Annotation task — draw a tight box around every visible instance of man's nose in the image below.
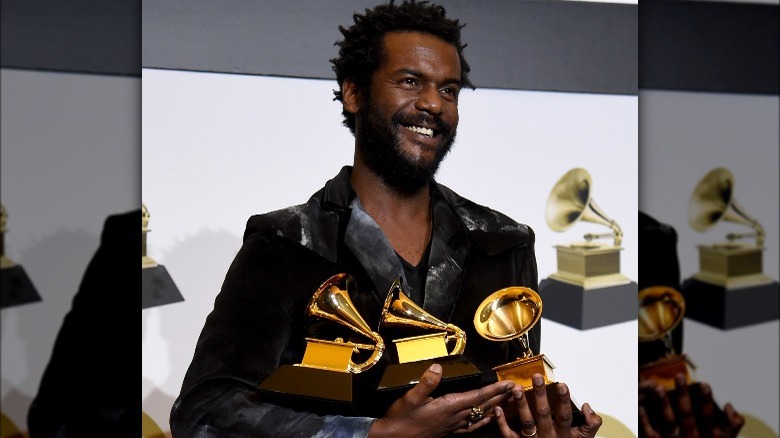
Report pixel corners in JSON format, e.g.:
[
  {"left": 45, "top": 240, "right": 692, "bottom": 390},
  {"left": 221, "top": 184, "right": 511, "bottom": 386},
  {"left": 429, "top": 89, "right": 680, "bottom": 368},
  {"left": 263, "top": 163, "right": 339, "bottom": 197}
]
[{"left": 415, "top": 85, "right": 444, "bottom": 115}]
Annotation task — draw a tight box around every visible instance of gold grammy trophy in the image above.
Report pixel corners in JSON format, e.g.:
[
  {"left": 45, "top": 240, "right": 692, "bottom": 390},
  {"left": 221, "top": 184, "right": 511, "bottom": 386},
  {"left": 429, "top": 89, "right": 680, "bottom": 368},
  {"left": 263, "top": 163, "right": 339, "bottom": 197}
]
[
  {"left": 638, "top": 286, "right": 695, "bottom": 390},
  {"left": 259, "top": 273, "right": 385, "bottom": 415},
  {"left": 682, "top": 168, "right": 778, "bottom": 329},
  {"left": 1, "top": 204, "right": 42, "bottom": 308},
  {"left": 538, "top": 168, "right": 637, "bottom": 329},
  {"left": 688, "top": 168, "right": 772, "bottom": 288},
  {"left": 374, "top": 278, "right": 480, "bottom": 409},
  {"left": 546, "top": 168, "right": 630, "bottom": 289},
  {"left": 141, "top": 203, "right": 183, "bottom": 309},
  {"left": 474, "top": 287, "right": 584, "bottom": 426},
  {"left": 638, "top": 286, "right": 733, "bottom": 427}
]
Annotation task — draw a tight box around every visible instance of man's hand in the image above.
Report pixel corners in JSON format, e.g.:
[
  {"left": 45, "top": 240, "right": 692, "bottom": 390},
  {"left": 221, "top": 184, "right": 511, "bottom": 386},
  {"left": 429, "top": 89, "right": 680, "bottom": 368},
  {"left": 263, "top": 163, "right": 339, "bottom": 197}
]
[
  {"left": 368, "top": 363, "right": 516, "bottom": 438},
  {"left": 638, "top": 375, "right": 744, "bottom": 438},
  {"left": 494, "top": 373, "right": 602, "bottom": 438}
]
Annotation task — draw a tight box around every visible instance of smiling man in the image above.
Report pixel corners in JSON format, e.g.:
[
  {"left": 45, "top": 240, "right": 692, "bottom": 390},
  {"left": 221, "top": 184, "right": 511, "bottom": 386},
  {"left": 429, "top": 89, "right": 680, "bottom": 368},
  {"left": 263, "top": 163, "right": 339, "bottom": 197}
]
[{"left": 171, "top": 2, "right": 601, "bottom": 437}]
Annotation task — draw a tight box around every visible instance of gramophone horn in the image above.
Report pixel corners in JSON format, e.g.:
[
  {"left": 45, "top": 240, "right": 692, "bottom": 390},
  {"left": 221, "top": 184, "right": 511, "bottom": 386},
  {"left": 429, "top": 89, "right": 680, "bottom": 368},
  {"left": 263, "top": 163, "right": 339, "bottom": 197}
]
[
  {"left": 307, "top": 273, "right": 385, "bottom": 373},
  {"left": 638, "top": 286, "right": 685, "bottom": 343},
  {"left": 546, "top": 168, "right": 623, "bottom": 246},
  {"left": 474, "top": 287, "right": 542, "bottom": 343},
  {"left": 380, "top": 279, "right": 466, "bottom": 355},
  {"left": 688, "top": 167, "right": 764, "bottom": 246}
]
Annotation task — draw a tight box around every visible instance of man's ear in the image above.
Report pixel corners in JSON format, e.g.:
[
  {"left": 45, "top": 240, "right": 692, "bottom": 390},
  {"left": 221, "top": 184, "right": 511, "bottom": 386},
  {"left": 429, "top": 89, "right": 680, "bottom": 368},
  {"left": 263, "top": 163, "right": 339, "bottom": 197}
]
[{"left": 342, "top": 80, "right": 361, "bottom": 114}]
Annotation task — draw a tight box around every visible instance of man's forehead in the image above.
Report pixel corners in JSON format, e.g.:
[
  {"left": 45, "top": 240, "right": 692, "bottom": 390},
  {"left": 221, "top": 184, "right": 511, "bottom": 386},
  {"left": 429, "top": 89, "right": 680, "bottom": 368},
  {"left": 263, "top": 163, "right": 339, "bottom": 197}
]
[{"left": 379, "top": 31, "right": 461, "bottom": 76}]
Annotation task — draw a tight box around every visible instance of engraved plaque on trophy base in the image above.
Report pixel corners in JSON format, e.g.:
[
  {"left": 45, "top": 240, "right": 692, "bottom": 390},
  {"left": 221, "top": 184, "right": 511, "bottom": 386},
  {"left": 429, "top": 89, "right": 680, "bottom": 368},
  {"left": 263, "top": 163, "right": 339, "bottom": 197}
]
[
  {"left": 494, "top": 355, "right": 552, "bottom": 390},
  {"left": 538, "top": 278, "right": 637, "bottom": 330},
  {"left": 694, "top": 245, "right": 773, "bottom": 289},
  {"left": 372, "top": 356, "right": 481, "bottom": 416},
  {"left": 142, "top": 265, "right": 184, "bottom": 309},
  {"left": 639, "top": 354, "right": 692, "bottom": 391},
  {"left": 492, "top": 354, "right": 585, "bottom": 427},
  {"left": 551, "top": 245, "right": 631, "bottom": 290},
  {"left": 1, "top": 265, "right": 42, "bottom": 308},
  {"left": 681, "top": 278, "right": 779, "bottom": 329}
]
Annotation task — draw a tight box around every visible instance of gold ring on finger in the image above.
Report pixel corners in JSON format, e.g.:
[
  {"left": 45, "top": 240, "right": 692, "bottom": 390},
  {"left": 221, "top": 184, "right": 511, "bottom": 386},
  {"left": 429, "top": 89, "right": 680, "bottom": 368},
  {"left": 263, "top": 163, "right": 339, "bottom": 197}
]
[
  {"left": 468, "top": 406, "right": 484, "bottom": 422},
  {"left": 521, "top": 426, "right": 537, "bottom": 437}
]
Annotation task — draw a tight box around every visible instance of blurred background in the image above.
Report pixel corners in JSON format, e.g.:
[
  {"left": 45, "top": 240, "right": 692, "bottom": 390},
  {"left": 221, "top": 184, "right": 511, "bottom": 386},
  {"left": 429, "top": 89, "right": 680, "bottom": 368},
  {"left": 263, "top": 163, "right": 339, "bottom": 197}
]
[
  {"left": 1, "top": 0, "right": 140, "bottom": 436},
  {"left": 639, "top": 0, "right": 778, "bottom": 435}
]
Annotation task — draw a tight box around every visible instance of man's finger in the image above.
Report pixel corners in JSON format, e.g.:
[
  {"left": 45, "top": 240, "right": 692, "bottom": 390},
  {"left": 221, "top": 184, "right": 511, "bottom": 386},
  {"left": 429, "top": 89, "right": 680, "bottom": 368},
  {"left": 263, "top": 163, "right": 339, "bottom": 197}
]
[
  {"left": 531, "top": 373, "right": 554, "bottom": 436},
  {"left": 494, "top": 406, "right": 519, "bottom": 438},
  {"left": 697, "top": 382, "right": 716, "bottom": 432},
  {"left": 639, "top": 406, "right": 660, "bottom": 438},
  {"left": 512, "top": 386, "right": 537, "bottom": 438},
  {"left": 723, "top": 403, "right": 745, "bottom": 435},
  {"left": 674, "top": 374, "right": 698, "bottom": 437},
  {"left": 575, "top": 402, "right": 602, "bottom": 438},
  {"left": 403, "top": 363, "right": 442, "bottom": 406},
  {"left": 554, "top": 383, "right": 573, "bottom": 436}
]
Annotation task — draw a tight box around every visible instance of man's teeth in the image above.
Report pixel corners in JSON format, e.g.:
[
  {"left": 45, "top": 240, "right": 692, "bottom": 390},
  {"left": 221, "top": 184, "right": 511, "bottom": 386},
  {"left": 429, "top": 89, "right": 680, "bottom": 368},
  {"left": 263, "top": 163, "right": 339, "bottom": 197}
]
[{"left": 405, "top": 125, "right": 434, "bottom": 137}]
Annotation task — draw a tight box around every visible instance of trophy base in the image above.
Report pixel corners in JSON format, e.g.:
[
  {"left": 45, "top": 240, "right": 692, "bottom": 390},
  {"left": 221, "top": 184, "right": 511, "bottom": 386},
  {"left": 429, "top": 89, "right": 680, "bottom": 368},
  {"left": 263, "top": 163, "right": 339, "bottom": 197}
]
[
  {"left": 639, "top": 354, "right": 693, "bottom": 391},
  {"left": 1, "top": 265, "right": 42, "bottom": 309},
  {"left": 258, "top": 365, "right": 370, "bottom": 416},
  {"left": 681, "top": 278, "right": 779, "bottom": 329},
  {"left": 494, "top": 355, "right": 554, "bottom": 390},
  {"left": 493, "top": 355, "right": 584, "bottom": 427},
  {"left": 142, "top": 264, "right": 184, "bottom": 309},
  {"left": 552, "top": 245, "right": 631, "bottom": 289},
  {"left": 538, "top": 278, "right": 637, "bottom": 329},
  {"left": 372, "top": 356, "right": 482, "bottom": 416},
  {"left": 695, "top": 245, "right": 771, "bottom": 288}
]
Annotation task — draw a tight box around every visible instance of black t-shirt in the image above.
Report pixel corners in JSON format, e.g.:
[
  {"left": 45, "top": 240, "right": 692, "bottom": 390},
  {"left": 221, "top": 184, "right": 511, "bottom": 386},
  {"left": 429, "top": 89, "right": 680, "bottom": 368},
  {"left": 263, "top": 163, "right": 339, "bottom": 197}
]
[{"left": 396, "top": 240, "right": 432, "bottom": 305}]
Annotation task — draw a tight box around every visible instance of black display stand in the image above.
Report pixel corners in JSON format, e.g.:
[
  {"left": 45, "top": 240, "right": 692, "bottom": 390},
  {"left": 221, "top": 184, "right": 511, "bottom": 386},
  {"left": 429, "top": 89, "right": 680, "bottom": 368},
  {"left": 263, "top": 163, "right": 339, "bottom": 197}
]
[
  {"left": 681, "top": 278, "right": 779, "bottom": 329},
  {"left": 538, "top": 278, "right": 637, "bottom": 330},
  {"left": 372, "top": 356, "right": 481, "bottom": 416},
  {"left": 142, "top": 265, "right": 184, "bottom": 309},
  {"left": 259, "top": 365, "right": 378, "bottom": 416},
  {"left": 1, "top": 265, "right": 42, "bottom": 308}
]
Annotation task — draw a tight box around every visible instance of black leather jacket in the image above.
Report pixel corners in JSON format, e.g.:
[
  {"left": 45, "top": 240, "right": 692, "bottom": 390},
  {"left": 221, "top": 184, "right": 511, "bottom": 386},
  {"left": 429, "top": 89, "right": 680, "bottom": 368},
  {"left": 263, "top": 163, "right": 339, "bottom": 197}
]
[{"left": 171, "top": 167, "right": 540, "bottom": 437}]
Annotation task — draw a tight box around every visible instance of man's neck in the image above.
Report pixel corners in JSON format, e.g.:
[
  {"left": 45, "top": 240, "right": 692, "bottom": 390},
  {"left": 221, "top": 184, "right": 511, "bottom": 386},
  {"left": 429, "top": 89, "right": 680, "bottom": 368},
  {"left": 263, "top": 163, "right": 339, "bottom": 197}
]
[{"left": 351, "top": 161, "right": 432, "bottom": 267}]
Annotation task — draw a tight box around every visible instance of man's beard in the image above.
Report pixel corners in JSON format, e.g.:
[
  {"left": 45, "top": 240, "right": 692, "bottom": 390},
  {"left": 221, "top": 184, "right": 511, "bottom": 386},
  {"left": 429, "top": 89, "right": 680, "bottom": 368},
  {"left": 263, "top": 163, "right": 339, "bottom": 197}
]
[{"left": 357, "top": 103, "right": 457, "bottom": 196}]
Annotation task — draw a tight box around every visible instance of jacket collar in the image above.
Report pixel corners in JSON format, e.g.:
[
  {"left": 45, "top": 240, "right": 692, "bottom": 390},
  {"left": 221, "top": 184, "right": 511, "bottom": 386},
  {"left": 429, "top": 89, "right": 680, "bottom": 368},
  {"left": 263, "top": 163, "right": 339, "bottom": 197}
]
[{"left": 311, "top": 166, "right": 530, "bottom": 321}]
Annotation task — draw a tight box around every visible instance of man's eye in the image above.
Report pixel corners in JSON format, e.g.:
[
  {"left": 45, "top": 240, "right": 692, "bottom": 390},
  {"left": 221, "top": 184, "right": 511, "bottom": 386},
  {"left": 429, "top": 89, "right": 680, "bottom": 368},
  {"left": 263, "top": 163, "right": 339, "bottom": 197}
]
[
  {"left": 400, "top": 78, "right": 419, "bottom": 86},
  {"left": 441, "top": 87, "right": 459, "bottom": 99}
]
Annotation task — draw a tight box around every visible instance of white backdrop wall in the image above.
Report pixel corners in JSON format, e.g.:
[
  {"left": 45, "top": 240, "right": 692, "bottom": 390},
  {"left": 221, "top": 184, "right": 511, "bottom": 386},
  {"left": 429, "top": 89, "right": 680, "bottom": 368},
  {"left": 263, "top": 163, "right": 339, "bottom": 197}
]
[
  {"left": 639, "top": 90, "right": 779, "bottom": 434},
  {"left": 0, "top": 69, "right": 140, "bottom": 432},
  {"left": 142, "top": 68, "right": 638, "bottom": 435}
]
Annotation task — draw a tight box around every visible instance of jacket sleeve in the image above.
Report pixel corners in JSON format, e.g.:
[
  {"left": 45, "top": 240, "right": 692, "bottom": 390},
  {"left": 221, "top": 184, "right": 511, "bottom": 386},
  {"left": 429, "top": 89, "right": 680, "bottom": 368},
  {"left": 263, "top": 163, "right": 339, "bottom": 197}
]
[
  {"left": 171, "top": 380, "right": 374, "bottom": 437},
  {"left": 169, "top": 232, "right": 375, "bottom": 437}
]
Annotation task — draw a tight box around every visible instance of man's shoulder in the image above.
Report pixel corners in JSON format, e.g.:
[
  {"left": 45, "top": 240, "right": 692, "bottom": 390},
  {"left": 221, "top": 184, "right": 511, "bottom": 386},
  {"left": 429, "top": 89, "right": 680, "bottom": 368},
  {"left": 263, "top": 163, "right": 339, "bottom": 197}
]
[
  {"left": 242, "top": 193, "right": 341, "bottom": 262},
  {"left": 436, "top": 183, "right": 534, "bottom": 254},
  {"left": 244, "top": 203, "right": 310, "bottom": 242}
]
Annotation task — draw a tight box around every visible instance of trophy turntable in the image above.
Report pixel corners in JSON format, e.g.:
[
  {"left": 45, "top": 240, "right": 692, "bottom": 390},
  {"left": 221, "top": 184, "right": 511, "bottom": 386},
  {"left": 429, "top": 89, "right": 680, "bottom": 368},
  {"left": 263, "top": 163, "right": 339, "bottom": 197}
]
[
  {"left": 474, "top": 286, "right": 584, "bottom": 426},
  {"left": 638, "top": 286, "right": 695, "bottom": 389},
  {"left": 141, "top": 203, "right": 183, "bottom": 309},
  {"left": 259, "top": 273, "right": 385, "bottom": 415},
  {"left": 373, "top": 279, "right": 481, "bottom": 412},
  {"left": 538, "top": 168, "right": 637, "bottom": 329},
  {"left": 682, "top": 168, "right": 778, "bottom": 328},
  {"left": 1, "top": 204, "right": 41, "bottom": 308}
]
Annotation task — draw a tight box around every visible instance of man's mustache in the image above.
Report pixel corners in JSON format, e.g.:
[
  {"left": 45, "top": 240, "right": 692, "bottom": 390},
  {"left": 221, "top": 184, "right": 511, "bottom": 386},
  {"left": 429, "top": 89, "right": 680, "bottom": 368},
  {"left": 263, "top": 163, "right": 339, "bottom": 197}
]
[{"left": 394, "top": 112, "right": 453, "bottom": 136}]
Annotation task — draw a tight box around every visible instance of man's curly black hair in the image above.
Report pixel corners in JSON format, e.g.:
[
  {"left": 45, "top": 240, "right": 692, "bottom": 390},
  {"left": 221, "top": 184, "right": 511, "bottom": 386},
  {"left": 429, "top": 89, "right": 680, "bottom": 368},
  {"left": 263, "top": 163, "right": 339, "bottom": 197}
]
[{"left": 331, "top": 0, "right": 474, "bottom": 134}]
